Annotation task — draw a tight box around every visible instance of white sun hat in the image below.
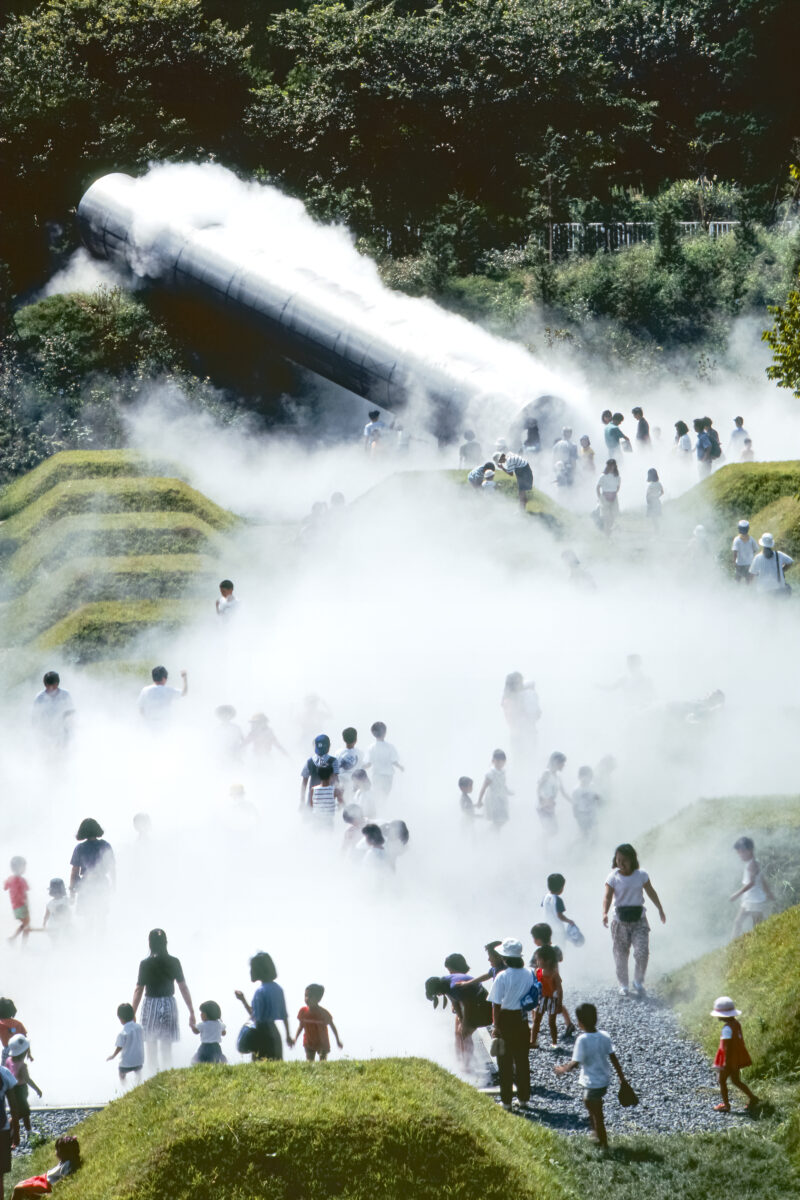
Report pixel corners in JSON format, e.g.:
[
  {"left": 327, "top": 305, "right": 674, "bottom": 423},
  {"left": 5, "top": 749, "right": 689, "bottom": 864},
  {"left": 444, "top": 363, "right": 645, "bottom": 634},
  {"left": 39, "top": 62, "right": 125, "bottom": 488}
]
[{"left": 710, "top": 996, "right": 741, "bottom": 1018}]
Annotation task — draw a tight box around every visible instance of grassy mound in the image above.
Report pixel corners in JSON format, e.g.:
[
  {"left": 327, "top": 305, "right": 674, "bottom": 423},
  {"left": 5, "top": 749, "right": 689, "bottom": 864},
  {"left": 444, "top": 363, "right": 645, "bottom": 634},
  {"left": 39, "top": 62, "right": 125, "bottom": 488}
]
[
  {"left": 694, "top": 462, "right": 800, "bottom": 522},
  {"left": 1, "top": 555, "right": 216, "bottom": 641},
  {"left": 0, "top": 450, "right": 173, "bottom": 519},
  {"left": 10, "top": 1060, "right": 571, "bottom": 1200},
  {"left": 34, "top": 599, "right": 196, "bottom": 661},
  {"left": 0, "top": 476, "right": 234, "bottom": 555}
]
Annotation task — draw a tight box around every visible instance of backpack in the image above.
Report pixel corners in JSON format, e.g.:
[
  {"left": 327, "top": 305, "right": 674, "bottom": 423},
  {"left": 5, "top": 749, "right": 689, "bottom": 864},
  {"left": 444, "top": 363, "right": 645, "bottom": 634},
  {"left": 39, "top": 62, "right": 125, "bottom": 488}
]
[
  {"left": 707, "top": 428, "right": 722, "bottom": 459},
  {"left": 519, "top": 969, "right": 541, "bottom": 1013}
]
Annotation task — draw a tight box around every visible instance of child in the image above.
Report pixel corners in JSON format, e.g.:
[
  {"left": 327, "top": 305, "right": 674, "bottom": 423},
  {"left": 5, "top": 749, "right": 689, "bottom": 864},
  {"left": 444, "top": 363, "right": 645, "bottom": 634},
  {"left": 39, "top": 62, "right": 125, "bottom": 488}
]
[
  {"left": 477, "top": 750, "right": 512, "bottom": 829},
  {"left": 336, "top": 728, "right": 364, "bottom": 795},
  {"left": 537, "top": 753, "right": 568, "bottom": 837},
  {"left": 458, "top": 776, "right": 477, "bottom": 820},
  {"left": 11, "top": 1135, "right": 81, "bottom": 1197},
  {"left": 530, "top": 945, "right": 564, "bottom": 1050},
  {"left": 7, "top": 1035, "right": 41, "bottom": 1141},
  {"left": 361, "top": 824, "right": 391, "bottom": 871},
  {"left": 5, "top": 857, "right": 30, "bottom": 943},
  {"left": 364, "top": 409, "right": 386, "bottom": 452},
  {"left": 578, "top": 435, "right": 595, "bottom": 474},
  {"left": 645, "top": 468, "right": 663, "bottom": 525},
  {"left": 730, "top": 837, "right": 774, "bottom": 936},
  {"left": 107, "top": 1003, "right": 144, "bottom": 1087},
  {"left": 351, "top": 768, "right": 374, "bottom": 819},
  {"left": 245, "top": 714, "right": 289, "bottom": 758},
  {"left": 741, "top": 438, "right": 755, "bottom": 462},
  {"left": 541, "top": 873, "right": 577, "bottom": 947},
  {"left": 309, "top": 763, "right": 340, "bottom": 824},
  {"left": 192, "top": 1001, "right": 227, "bottom": 1064},
  {"left": 295, "top": 984, "right": 343, "bottom": 1062},
  {"left": 215, "top": 705, "right": 243, "bottom": 759},
  {"left": 554, "top": 1001, "right": 631, "bottom": 1149},
  {"left": 364, "top": 722, "right": 403, "bottom": 804},
  {"left": 216, "top": 579, "right": 239, "bottom": 618},
  {"left": 468, "top": 461, "right": 495, "bottom": 489},
  {"left": 0, "top": 999, "right": 28, "bottom": 1064},
  {"left": 710, "top": 996, "right": 758, "bottom": 1112},
  {"left": 530, "top": 924, "right": 575, "bottom": 1036},
  {"left": 341, "top": 803, "right": 365, "bottom": 852},
  {"left": 459, "top": 430, "right": 483, "bottom": 468},
  {"left": 481, "top": 470, "right": 497, "bottom": 492},
  {"left": 569, "top": 767, "right": 602, "bottom": 839},
  {"left": 43, "top": 878, "right": 71, "bottom": 937}
]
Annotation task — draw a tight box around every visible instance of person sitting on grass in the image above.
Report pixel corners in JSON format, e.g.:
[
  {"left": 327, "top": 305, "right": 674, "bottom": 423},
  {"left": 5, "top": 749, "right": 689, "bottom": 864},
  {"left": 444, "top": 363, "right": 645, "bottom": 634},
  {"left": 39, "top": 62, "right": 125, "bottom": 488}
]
[
  {"left": 554, "top": 1001, "right": 631, "bottom": 1150},
  {"left": 11, "top": 1136, "right": 81, "bottom": 1197},
  {"left": 710, "top": 996, "right": 759, "bottom": 1113}
]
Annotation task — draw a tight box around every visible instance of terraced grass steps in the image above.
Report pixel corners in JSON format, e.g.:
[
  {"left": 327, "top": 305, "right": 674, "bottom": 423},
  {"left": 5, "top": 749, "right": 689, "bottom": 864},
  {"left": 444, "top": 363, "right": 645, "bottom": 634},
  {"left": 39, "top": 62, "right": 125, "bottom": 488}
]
[{"left": 0, "top": 450, "right": 239, "bottom": 660}]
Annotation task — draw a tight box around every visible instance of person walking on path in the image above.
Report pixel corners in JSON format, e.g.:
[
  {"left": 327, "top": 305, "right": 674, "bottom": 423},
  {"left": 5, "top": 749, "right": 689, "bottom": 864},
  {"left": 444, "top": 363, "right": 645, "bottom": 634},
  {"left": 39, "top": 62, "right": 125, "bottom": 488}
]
[
  {"left": 132, "top": 929, "right": 196, "bottom": 1073},
  {"left": 731, "top": 520, "right": 758, "bottom": 584},
  {"left": 69, "top": 819, "right": 115, "bottom": 921},
  {"left": 748, "top": 533, "right": 793, "bottom": 594},
  {"left": 235, "top": 951, "right": 293, "bottom": 1061},
  {"left": 488, "top": 938, "right": 537, "bottom": 1111},
  {"left": 555, "top": 1001, "right": 632, "bottom": 1150},
  {"left": 602, "top": 843, "right": 665, "bottom": 997},
  {"left": 596, "top": 460, "right": 621, "bottom": 534},
  {"left": 710, "top": 996, "right": 759, "bottom": 1113}
]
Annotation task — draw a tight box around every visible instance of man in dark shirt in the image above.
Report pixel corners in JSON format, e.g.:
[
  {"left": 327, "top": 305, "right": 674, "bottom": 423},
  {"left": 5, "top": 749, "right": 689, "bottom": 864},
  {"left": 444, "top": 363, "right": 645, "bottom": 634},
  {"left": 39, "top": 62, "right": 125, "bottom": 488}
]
[{"left": 632, "top": 407, "right": 650, "bottom": 447}]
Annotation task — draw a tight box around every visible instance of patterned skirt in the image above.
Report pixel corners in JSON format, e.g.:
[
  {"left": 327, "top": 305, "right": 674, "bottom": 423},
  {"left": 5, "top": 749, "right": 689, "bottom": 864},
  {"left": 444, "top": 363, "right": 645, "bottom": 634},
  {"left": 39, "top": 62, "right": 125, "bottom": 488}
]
[{"left": 141, "top": 995, "right": 180, "bottom": 1042}]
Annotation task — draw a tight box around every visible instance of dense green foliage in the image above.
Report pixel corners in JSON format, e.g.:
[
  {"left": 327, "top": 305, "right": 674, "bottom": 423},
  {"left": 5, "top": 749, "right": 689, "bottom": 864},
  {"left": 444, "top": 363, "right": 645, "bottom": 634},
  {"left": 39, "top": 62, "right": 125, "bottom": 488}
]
[
  {"left": 7, "top": 1059, "right": 571, "bottom": 1199},
  {"left": 763, "top": 273, "right": 800, "bottom": 397}
]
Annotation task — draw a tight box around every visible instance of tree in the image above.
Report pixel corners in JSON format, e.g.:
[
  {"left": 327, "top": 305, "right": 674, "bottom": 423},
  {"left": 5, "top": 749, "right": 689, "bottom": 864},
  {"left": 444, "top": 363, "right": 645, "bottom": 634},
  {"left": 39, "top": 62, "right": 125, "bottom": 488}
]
[{"left": 763, "top": 276, "right": 800, "bottom": 397}]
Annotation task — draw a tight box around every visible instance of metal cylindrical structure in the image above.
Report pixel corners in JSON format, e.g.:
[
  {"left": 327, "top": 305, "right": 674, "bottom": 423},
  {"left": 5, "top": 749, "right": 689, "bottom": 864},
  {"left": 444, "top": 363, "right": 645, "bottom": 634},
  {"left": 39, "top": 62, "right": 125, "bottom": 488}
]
[{"left": 77, "top": 173, "right": 464, "bottom": 413}]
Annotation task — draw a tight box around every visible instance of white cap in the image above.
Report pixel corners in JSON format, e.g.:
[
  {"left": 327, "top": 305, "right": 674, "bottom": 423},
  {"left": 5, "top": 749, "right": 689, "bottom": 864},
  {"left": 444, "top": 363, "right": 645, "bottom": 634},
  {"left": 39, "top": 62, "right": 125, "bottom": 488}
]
[
  {"left": 710, "top": 996, "right": 741, "bottom": 1018},
  {"left": 759, "top": 532, "right": 774, "bottom": 548},
  {"left": 498, "top": 938, "right": 523, "bottom": 958},
  {"left": 738, "top": 519, "right": 749, "bottom": 530},
  {"left": 7, "top": 1034, "right": 29, "bottom": 1056}
]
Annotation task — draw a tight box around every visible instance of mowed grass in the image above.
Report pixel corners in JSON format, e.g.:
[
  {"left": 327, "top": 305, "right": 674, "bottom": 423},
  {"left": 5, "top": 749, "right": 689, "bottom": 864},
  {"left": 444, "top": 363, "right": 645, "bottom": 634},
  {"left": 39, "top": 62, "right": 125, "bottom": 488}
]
[
  {"left": 34, "top": 599, "right": 196, "bottom": 660},
  {"left": 8, "top": 1059, "right": 573, "bottom": 1200},
  {"left": 0, "top": 449, "right": 173, "bottom": 519},
  {"left": 671, "top": 461, "right": 800, "bottom": 558}
]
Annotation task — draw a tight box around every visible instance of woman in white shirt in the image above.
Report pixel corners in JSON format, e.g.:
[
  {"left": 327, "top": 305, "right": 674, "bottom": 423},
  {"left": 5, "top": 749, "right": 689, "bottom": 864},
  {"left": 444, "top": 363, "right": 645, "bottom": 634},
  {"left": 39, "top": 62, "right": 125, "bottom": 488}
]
[
  {"left": 674, "top": 420, "right": 692, "bottom": 455},
  {"left": 601, "top": 843, "right": 666, "bottom": 997},
  {"left": 488, "top": 938, "right": 536, "bottom": 1110},
  {"left": 595, "top": 459, "right": 621, "bottom": 534}
]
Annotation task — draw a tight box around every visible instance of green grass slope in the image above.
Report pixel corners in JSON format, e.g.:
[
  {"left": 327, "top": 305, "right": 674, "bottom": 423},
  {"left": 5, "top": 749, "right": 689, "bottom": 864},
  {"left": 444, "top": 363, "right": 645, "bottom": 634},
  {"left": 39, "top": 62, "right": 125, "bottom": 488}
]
[
  {"left": 10, "top": 1060, "right": 571, "bottom": 1200},
  {"left": 0, "top": 449, "right": 173, "bottom": 519},
  {"left": 34, "top": 599, "right": 196, "bottom": 661},
  {"left": 673, "top": 461, "right": 800, "bottom": 558}
]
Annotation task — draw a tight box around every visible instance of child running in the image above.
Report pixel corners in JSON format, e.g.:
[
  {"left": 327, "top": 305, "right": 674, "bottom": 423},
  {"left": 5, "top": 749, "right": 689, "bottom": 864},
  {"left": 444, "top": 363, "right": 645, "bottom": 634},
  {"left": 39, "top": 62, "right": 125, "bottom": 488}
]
[
  {"left": 296, "top": 984, "right": 342, "bottom": 1061},
  {"left": 107, "top": 1003, "right": 144, "bottom": 1087},
  {"left": 555, "top": 1002, "right": 631, "bottom": 1150},
  {"left": 4, "top": 858, "right": 30, "bottom": 943},
  {"left": 364, "top": 722, "right": 403, "bottom": 804},
  {"left": 6, "top": 1035, "right": 41, "bottom": 1142},
  {"left": 711, "top": 996, "right": 759, "bottom": 1112},
  {"left": 478, "top": 750, "right": 512, "bottom": 829},
  {"left": 192, "top": 1001, "right": 227, "bottom": 1064},
  {"left": 537, "top": 753, "right": 568, "bottom": 838},
  {"left": 540, "top": 874, "right": 577, "bottom": 949}
]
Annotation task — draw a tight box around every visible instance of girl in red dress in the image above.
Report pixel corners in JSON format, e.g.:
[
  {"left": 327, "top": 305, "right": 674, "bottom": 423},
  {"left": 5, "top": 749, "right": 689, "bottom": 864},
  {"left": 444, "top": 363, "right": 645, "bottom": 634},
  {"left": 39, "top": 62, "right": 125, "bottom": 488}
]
[{"left": 711, "top": 996, "right": 759, "bottom": 1112}]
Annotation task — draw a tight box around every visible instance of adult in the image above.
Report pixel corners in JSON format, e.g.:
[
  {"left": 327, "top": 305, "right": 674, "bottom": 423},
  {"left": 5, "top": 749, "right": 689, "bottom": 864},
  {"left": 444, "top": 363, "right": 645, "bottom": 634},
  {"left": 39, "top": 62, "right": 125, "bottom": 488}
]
[
  {"left": 552, "top": 428, "right": 577, "bottom": 484},
  {"left": 674, "top": 420, "right": 692, "bottom": 455},
  {"left": 596, "top": 459, "right": 621, "bottom": 534},
  {"left": 0, "top": 1057, "right": 18, "bottom": 1200},
  {"left": 299, "top": 734, "right": 339, "bottom": 807},
  {"left": 602, "top": 843, "right": 666, "bottom": 997},
  {"left": 731, "top": 520, "right": 758, "bottom": 584},
  {"left": 631, "top": 407, "right": 650, "bottom": 446},
  {"left": 693, "top": 417, "right": 713, "bottom": 477},
  {"left": 425, "top": 954, "right": 491, "bottom": 1069},
  {"left": 748, "top": 533, "right": 793, "bottom": 594},
  {"left": 132, "top": 928, "right": 196, "bottom": 1071},
  {"left": 729, "top": 415, "right": 749, "bottom": 451},
  {"left": 604, "top": 413, "right": 630, "bottom": 456},
  {"left": 501, "top": 672, "right": 541, "bottom": 763},
  {"left": 494, "top": 452, "right": 533, "bottom": 509},
  {"left": 488, "top": 938, "right": 535, "bottom": 1111},
  {"left": 32, "top": 672, "right": 74, "bottom": 750},
  {"left": 69, "top": 819, "right": 115, "bottom": 913},
  {"left": 234, "top": 952, "right": 292, "bottom": 1060},
  {"left": 137, "top": 666, "right": 187, "bottom": 724},
  {"left": 521, "top": 420, "right": 540, "bottom": 455}
]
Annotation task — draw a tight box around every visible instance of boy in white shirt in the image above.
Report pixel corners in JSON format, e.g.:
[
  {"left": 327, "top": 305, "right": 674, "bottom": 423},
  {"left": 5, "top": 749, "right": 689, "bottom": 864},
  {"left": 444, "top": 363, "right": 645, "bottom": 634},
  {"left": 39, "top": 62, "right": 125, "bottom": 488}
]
[
  {"left": 731, "top": 520, "right": 757, "bottom": 584},
  {"left": 108, "top": 1003, "right": 144, "bottom": 1088},
  {"left": 364, "top": 722, "right": 403, "bottom": 804},
  {"left": 555, "top": 1001, "right": 631, "bottom": 1149},
  {"left": 336, "top": 728, "right": 364, "bottom": 797},
  {"left": 570, "top": 766, "right": 602, "bottom": 838},
  {"left": 730, "top": 836, "right": 774, "bottom": 936}
]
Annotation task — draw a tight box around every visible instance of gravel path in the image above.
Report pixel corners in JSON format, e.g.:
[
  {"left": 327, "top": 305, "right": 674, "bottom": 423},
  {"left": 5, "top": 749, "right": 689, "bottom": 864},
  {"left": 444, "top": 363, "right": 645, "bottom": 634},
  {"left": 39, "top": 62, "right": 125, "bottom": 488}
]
[
  {"left": 484, "top": 988, "right": 757, "bottom": 1135},
  {"left": 13, "top": 1108, "right": 101, "bottom": 1159}
]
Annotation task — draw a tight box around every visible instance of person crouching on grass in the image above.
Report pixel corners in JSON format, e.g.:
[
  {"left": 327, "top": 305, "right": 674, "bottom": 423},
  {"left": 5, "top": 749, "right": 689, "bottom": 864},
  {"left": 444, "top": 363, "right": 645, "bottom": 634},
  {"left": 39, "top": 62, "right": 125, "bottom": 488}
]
[{"left": 554, "top": 1002, "right": 631, "bottom": 1150}]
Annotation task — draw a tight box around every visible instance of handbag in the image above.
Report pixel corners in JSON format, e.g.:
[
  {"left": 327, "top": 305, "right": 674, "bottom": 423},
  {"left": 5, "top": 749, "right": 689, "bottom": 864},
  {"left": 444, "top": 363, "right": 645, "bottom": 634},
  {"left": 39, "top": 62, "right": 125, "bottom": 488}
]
[
  {"left": 489, "top": 1037, "right": 505, "bottom": 1057},
  {"left": 618, "top": 1080, "right": 639, "bottom": 1107},
  {"left": 565, "top": 922, "right": 585, "bottom": 947},
  {"left": 236, "top": 1023, "right": 258, "bottom": 1054},
  {"left": 774, "top": 549, "right": 792, "bottom": 597}
]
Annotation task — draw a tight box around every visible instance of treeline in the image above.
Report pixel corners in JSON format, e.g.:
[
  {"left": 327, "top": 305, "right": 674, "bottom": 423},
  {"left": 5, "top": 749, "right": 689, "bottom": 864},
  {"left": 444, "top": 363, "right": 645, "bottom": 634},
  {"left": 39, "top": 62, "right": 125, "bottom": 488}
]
[{"left": 1, "top": 0, "right": 799, "bottom": 295}]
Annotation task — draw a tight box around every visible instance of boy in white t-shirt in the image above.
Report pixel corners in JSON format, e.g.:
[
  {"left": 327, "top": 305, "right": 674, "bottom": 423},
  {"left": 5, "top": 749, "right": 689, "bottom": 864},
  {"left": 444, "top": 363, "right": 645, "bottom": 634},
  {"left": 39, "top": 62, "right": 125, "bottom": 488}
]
[
  {"left": 335, "top": 728, "right": 364, "bottom": 797},
  {"left": 108, "top": 1003, "right": 144, "bottom": 1088},
  {"left": 731, "top": 520, "right": 757, "bottom": 583},
  {"left": 364, "top": 722, "right": 403, "bottom": 804},
  {"left": 730, "top": 836, "right": 774, "bottom": 936},
  {"left": 570, "top": 766, "right": 602, "bottom": 838},
  {"left": 555, "top": 1001, "right": 631, "bottom": 1150}
]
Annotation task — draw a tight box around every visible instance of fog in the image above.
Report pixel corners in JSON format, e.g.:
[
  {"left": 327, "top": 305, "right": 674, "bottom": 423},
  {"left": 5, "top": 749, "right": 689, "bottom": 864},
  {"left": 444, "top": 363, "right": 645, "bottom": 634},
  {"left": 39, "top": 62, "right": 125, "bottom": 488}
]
[{"left": 3, "top": 166, "right": 799, "bottom": 1105}]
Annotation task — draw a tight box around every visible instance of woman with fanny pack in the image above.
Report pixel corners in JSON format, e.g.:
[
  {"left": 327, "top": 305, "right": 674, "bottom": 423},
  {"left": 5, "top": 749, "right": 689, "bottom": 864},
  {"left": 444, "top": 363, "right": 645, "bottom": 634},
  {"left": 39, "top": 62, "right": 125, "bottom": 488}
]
[{"left": 602, "top": 844, "right": 666, "bottom": 998}]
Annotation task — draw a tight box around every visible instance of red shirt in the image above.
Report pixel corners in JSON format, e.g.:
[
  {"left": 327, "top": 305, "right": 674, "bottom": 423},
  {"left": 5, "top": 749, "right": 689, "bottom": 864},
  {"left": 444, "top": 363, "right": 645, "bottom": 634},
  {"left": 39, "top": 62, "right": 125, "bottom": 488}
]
[
  {"left": 0, "top": 1018, "right": 27, "bottom": 1047},
  {"left": 296, "top": 1005, "right": 332, "bottom": 1052},
  {"left": 537, "top": 968, "right": 561, "bottom": 999},
  {"left": 713, "top": 1017, "right": 752, "bottom": 1071},
  {"left": 4, "top": 876, "right": 28, "bottom": 910}
]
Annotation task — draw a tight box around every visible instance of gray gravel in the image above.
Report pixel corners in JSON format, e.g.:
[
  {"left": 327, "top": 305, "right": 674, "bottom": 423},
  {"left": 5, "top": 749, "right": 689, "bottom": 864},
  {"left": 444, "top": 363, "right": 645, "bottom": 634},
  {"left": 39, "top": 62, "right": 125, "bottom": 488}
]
[
  {"left": 13, "top": 1108, "right": 101, "bottom": 1159},
  {"left": 485, "top": 988, "right": 757, "bottom": 1135}
]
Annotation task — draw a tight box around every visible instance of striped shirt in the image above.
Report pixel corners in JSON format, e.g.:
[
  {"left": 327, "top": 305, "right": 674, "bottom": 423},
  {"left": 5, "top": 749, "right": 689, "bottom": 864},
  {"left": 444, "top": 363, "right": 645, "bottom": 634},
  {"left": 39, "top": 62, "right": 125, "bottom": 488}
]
[
  {"left": 310, "top": 784, "right": 337, "bottom": 818},
  {"left": 503, "top": 454, "right": 529, "bottom": 472}
]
